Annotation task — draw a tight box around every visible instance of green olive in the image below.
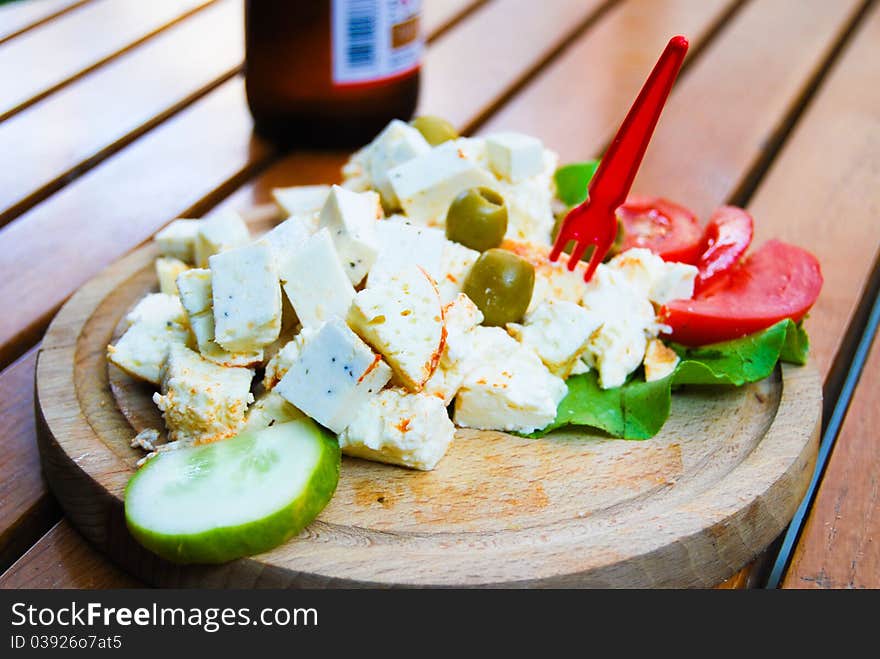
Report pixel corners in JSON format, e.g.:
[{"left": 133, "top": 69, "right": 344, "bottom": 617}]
[
  {"left": 410, "top": 115, "right": 459, "bottom": 146},
  {"left": 463, "top": 249, "right": 535, "bottom": 327},
  {"left": 446, "top": 187, "right": 508, "bottom": 252},
  {"left": 550, "top": 213, "right": 625, "bottom": 262}
]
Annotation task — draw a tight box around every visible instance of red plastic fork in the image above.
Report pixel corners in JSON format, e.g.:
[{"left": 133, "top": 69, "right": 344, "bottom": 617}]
[{"left": 550, "top": 35, "right": 689, "bottom": 281}]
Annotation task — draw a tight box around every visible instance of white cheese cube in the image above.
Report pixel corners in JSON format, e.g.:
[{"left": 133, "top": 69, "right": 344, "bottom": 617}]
[
  {"left": 644, "top": 338, "right": 680, "bottom": 382},
  {"left": 581, "top": 265, "right": 659, "bottom": 389},
  {"left": 257, "top": 215, "right": 315, "bottom": 268},
  {"left": 607, "top": 248, "right": 697, "bottom": 304},
  {"left": 123, "top": 293, "right": 186, "bottom": 329},
  {"left": 176, "top": 268, "right": 213, "bottom": 316},
  {"left": 318, "top": 185, "right": 381, "bottom": 285},
  {"left": 243, "top": 390, "right": 305, "bottom": 432},
  {"left": 507, "top": 300, "right": 600, "bottom": 378},
  {"left": 277, "top": 228, "right": 356, "bottom": 328},
  {"left": 194, "top": 210, "right": 250, "bottom": 267},
  {"left": 262, "top": 325, "right": 317, "bottom": 390},
  {"left": 387, "top": 141, "right": 498, "bottom": 228},
  {"left": 210, "top": 244, "right": 282, "bottom": 352},
  {"left": 107, "top": 318, "right": 192, "bottom": 386},
  {"left": 486, "top": 132, "right": 545, "bottom": 182},
  {"left": 339, "top": 389, "right": 455, "bottom": 471},
  {"left": 368, "top": 220, "right": 446, "bottom": 286},
  {"left": 275, "top": 319, "right": 392, "bottom": 434},
  {"left": 437, "top": 240, "right": 479, "bottom": 304},
  {"left": 176, "top": 269, "right": 263, "bottom": 366},
  {"left": 499, "top": 176, "right": 556, "bottom": 244},
  {"left": 153, "top": 344, "right": 254, "bottom": 445},
  {"left": 454, "top": 327, "right": 567, "bottom": 434},
  {"left": 348, "top": 265, "right": 444, "bottom": 391},
  {"left": 272, "top": 185, "right": 331, "bottom": 218},
  {"left": 155, "top": 219, "right": 200, "bottom": 263},
  {"left": 423, "top": 294, "right": 483, "bottom": 404},
  {"left": 362, "top": 119, "right": 432, "bottom": 210},
  {"left": 108, "top": 294, "right": 192, "bottom": 385},
  {"left": 155, "top": 257, "right": 189, "bottom": 296}
]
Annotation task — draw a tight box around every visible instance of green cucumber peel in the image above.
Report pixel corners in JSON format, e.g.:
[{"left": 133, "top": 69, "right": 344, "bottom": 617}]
[{"left": 125, "top": 419, "right": 340, "bottom": 564}]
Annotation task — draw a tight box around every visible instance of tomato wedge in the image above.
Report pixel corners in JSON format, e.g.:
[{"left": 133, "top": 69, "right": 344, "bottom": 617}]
[
  {"left": 694, "top": 206, "right": 754, "bottom": 293},
  {"left": 661, "top": 240, "right": 823, "bottom": 346},
  {"left": 617, "top": 196, "right": 703, "bottom": 264}
]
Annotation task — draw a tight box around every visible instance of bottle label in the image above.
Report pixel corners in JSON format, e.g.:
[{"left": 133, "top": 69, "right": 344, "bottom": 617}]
[{"left": 331, "top": 0, "right": 422, "bottom": 87}]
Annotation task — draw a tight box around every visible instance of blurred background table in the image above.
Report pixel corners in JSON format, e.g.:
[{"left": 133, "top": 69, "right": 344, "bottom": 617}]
[{"left": 0, "top": 0, "right": 878, "bottom": 589}]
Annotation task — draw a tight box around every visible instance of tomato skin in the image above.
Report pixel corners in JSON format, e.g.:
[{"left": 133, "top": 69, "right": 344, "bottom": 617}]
[
  {"left": 661, "top": 239, "right": 823, "bottom": 346},
  {"left": 617, "top": 196, "right": 704, "bottom": 264},
  {"left": 694, "top": 206, "right": 754, "bottom": 293}
]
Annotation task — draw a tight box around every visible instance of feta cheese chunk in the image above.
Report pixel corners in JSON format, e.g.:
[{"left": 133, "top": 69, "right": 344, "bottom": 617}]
[
  {"left": 437, "top": 240, "right": 479, "bottom": 304},
  {"left": 607, "top": 248, "right": 697, "bottom": 304},
  {"left": 155, "top": 219, "right": 200, "bottom": 263},
  {"left": 423, "top": 294, "right": 483, "bottom": 404},
  {"left": 339, "top": 389, "right": 455, "bottom": 471},
  {"left": 257, "top": 215, "right": 315, "bottom": 267},
  {"left": 194, "top": 210, "right": 250, "bottom": 267},
  {"left": 644, "top": 338, "right": 680, "bottom": 382},
  {"left": 368, "top": 219, "right": 446, "bottom": 286},
  {"left": 176, "top": 269, "right": 263, "bottom": 367},
  {"left": 210, "top": 244, "right": 282, "bottom": 352},
  {"left": 277, "top": 228, "right": 356, "bottom": 328},
  {"left": 354, "top": 119, "right": 432, "bottom": 210},
  {"left": 581, "top": 265, "right": 659, "bottom": 389},
  {"left": 155, "top": 257, "right": 189, "bottom": 296},
  {"left": 486, "top": 132, "right": 545, "bottom": 182},
  {"left": 107, "top": 294, "right": 193, "bottom": 386},
  {"left": 262, "top": 325, "right": 317, "bottom": 390},
  {"left": 153, "top": 344, "right": 254, "bottom": 445},
  {"left": 348, "top": 265, "right": 444, "bottom": 391},
  {"left": 123, "top": 293, "right": 186, "bottom": 329},
  {"left": 318, "top": 185, "right": 381, "bottom": 285},
  {"left": 388, "top": 140, "right": 498, "bottom": 228},
  {"left": 454, "top": 327, "right": 567, "bottom": 434},
  {"left": 507, "top": 300, "right": 599, "bottom": 378},
  {"left": 243, "top": 390, "right": 305, "bottom": 432},
  {"left": 275, "top": 319, "right": 392, "bottom": 434},
  {"left": 272, "top": 185, "right": 331, "bottom": 218}
]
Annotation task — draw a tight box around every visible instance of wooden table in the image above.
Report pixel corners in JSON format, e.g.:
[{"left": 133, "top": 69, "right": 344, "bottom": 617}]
[{"left": 0, "top": 0, "right": 877, "bottom": 589}]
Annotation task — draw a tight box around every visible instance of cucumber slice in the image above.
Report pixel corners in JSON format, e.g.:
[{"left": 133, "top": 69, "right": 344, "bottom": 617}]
[{"left": 125, "top": 419, "right": 340, "bottom": 564}]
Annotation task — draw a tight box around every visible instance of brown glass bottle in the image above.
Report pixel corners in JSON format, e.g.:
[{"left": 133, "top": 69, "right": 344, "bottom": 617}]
[{"left": 245, "top": 1, "right": 421, "bottom": 148}]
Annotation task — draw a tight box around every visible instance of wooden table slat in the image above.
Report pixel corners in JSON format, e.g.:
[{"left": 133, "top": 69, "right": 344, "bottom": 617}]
[
  {"left": 421, "top": 0, "right": 485, "bottom": 38},
  {"left": 0, "top": 0, "right": 90, "bottom": 44},
  {"left": 0, "top": 521, "right": 141, "bottom": 589},
  {"left": 0, "top": 0, "right": 244, "bottom": 227},
  {"left": 0, "top": 0, "right": 214, "bottom": 121}
]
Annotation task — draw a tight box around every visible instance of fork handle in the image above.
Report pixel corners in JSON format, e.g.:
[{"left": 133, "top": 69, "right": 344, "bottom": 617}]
[{"left": 588, "top": 36, "right": 688, "bottom": 211}]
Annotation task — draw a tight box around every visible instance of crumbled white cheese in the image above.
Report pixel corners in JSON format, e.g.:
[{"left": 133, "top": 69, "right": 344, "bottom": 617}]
[{"left": 339, "top": 388, "right": 456, "bottom": 471}]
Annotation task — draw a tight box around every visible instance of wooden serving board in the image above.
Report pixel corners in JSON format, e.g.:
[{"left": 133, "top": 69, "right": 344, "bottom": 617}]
[{"left": 35, "top": 207, "right": 822, "bottom": 588}]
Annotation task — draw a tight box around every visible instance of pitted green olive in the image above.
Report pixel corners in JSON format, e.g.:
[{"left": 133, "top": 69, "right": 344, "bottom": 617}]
[
  {"left": 463, "top": 249, "right": 535, "bottom": 327},
  {"left": 410, "top": 115, "right": 459, "bottom": 146},
  {"left": 446, "top": 187, "right": 508, "bottom": 252}
]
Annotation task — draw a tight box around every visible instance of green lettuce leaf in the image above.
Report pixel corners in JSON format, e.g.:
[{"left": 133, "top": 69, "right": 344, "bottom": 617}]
[
  {"left": 527, "top": 319, "right": 809, "bottom": 440},
  {"left": 554, "top": 160, "right": 600, "bottom": 206}
]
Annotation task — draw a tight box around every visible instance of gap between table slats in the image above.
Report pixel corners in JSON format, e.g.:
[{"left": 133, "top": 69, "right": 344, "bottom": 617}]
[
  {"left": 0, "top": 0, "right": 91, "bottom": 45},
  {"left": 0, "top": 0, "right": 217, "bottom": 123}
]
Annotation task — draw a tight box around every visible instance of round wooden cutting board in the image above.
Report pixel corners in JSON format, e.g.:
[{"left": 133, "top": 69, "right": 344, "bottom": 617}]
[{"left": 35, "top": 208, "right": 821, "bottom": 588}]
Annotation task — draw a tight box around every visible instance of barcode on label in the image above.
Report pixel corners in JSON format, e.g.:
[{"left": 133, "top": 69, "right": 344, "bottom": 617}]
[
  {"left": 345, "top": 0, "right": 378, "bottom": 68},
  {"left": 332, "top": 0, "right": 423, "bottom": 86}
]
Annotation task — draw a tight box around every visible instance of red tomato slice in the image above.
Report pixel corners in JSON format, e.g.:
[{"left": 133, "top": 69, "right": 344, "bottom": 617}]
[
  {"left": 661, "top": 239, "right": 823, "bottom": 346},
  {"left": 617, "top": 196, "right": 703, "bottom": 264},
  {"left": 694, "top": 206, "right": 754, "bottom": 293}
]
